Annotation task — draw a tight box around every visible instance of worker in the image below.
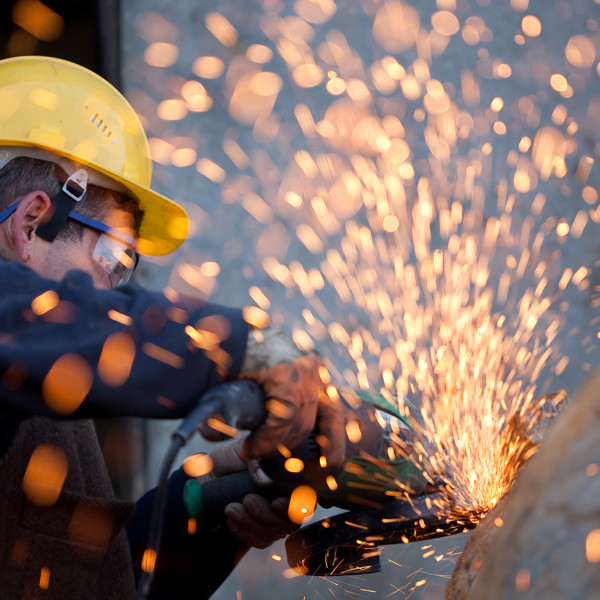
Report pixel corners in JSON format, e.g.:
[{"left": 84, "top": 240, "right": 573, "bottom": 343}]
[{"left": 0, "top": 55, "right": 345, "bottom": 599}]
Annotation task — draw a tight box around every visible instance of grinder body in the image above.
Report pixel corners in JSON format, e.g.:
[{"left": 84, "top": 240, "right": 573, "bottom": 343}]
[{"left": 185, "top": 386, "right": 427, "bottom": 527}]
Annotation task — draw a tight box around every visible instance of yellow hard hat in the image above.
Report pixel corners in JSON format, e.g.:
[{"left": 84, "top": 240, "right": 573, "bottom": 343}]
[{"left": 0, "top": 55, "right": 188, "bottom": 256}]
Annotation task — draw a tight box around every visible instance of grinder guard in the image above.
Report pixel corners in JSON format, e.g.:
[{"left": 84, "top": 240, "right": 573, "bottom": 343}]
[{"left": 285, "top": 492, "right": 478, "bottom": 576}]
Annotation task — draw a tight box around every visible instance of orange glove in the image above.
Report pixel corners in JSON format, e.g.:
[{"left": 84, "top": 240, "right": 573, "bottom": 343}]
[{"left": 240, "top": 354, "right": 345, "bottom": 470}]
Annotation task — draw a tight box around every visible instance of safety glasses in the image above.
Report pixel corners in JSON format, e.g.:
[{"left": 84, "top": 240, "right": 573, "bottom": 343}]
[
  {"left": 68, "top": 212, "right": 140, "bottom": 287},
  {"left": 0, "top": 201, "right": 140, "bottom": 287}
]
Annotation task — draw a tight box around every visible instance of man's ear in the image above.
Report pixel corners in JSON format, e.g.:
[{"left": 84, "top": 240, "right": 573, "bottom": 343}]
[{"left": 11, "top": 191, "right": 53, "bottom": 262}]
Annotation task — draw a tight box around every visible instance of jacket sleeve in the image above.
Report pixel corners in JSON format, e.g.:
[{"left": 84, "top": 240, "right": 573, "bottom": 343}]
[
  {"left": 126, "top": 467, "right": 246, "bottom": 600},
  {"left": 0, "top": 260, "right": 249, "bottom": 422}
]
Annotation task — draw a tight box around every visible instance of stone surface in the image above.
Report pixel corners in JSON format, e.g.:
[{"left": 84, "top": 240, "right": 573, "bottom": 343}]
[
  {"left": 449, "top": 368, "right": 600, "bottom": 599},
  {"left": 445, "top": 391, "right": 570, "bottom": 600},
  {"left": 445, "top": 493, "right": 511, "bottom": 600}
]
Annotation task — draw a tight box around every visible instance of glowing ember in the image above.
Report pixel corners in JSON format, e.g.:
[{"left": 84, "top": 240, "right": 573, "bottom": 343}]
[
  {"left": 43, "top": 354, "right": 93, "bottom": 415},
  {"left": 39, "top": 567, "right": 51, "bottom": 590},
  {"left": 288, "top": 485, "right": 318, "bottom": 524},
  {"left": 141, "top": 548, "right": 157, "bottom": 573},
  {"left": 22, "top": 444, "right": 68, "bottom": 506},
  {"left": 586, "top": 529, "right": 600, "bottom": 563}
]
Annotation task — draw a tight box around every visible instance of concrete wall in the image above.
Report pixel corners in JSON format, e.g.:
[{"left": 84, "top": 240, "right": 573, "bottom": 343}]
[{"left": 120, "top": 1, "right": 600, "bottom": 598}]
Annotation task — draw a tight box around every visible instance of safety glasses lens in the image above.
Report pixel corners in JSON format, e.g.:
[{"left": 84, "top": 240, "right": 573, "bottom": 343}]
[{"left": 93, "top": 232, "right": 139, "bottom": 285}]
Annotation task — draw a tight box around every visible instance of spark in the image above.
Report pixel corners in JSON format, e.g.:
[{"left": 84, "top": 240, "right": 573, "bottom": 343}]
[
  {"left": 107, "top": 310, "right": 133, "bottom": 326},
  {"left": 12, "top": 0, "right": 64, "bottom": 42},
  {"left": 205, "top": 418, "right": 239, "bottom": 439},
  {"left": 142, "top": 342, "right": 185, "bottom": 369},
  {"left": 141, "top": 548, "right": 157, "bottom": 573},
  {"left": 23, "top": 444, "right": 68, "bottom": 506},
  {"left": 39, "top": 567, "right": 51, "bottom": 590},
  {"left": 98, "top": 332, "right": 136, "bottom": 387},
  {"left": 31, "top": 290, "right": 59, "bottom": 315},
  {"left": 586, "top": 529, "right": 600, "bottom": 563},
  {"left": 515, "top": 568, "right": 531, "bottom": 591},
  {"left": 124, "top": 0, "right": 599, "bottom": 593},
  {"left": 144, "top": 42, "right": 179, "bottom": 67},
  {"left": 183, "top": 453, "right": 214, "bottom": 477},
  {"left": 43, "top": 354, "right": 92, "bottom": 415}
]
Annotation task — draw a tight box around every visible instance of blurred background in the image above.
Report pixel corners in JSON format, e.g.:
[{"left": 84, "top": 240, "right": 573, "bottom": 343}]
[{"left": 1, "top": 1, "right": 598, "bottom": 598}]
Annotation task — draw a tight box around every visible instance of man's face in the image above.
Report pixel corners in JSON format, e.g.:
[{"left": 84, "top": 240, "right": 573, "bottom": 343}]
[{"left": 33, "top": 200, "right": 138, "bottom": 289}]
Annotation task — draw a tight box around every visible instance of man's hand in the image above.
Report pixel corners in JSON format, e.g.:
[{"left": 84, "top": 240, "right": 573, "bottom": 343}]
[
  {"left": 203, "top": 437, "right": 299, "bottom": 549},
  {"left": 240, "top": 354, "right": 346, "bottom": 470},
  {"left": 223, "top": 495, "right": 298, "bottom": 549}
]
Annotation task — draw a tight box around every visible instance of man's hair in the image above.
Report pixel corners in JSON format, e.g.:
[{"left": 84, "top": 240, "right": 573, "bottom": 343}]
[{"left": 0, "top": 156, "right": 144, "bottom": 241}]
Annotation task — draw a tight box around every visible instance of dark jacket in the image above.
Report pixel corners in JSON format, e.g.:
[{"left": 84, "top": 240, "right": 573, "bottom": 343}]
[
  {"left": 0, "top": 253, "right": 249, "bottom": 599},
  {"left": 0, "top": 415, "right": 136, "bottom": 599}
]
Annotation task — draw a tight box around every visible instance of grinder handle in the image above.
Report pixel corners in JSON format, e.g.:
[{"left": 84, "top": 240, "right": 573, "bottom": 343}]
[{"left": 184, "top": 432, "right": 321, "bottom": 527}]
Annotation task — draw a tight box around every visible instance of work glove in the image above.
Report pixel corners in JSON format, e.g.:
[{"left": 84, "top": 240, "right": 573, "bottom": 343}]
[{"left": 240, "top": 353, "right": 346, "bottom": 470}]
